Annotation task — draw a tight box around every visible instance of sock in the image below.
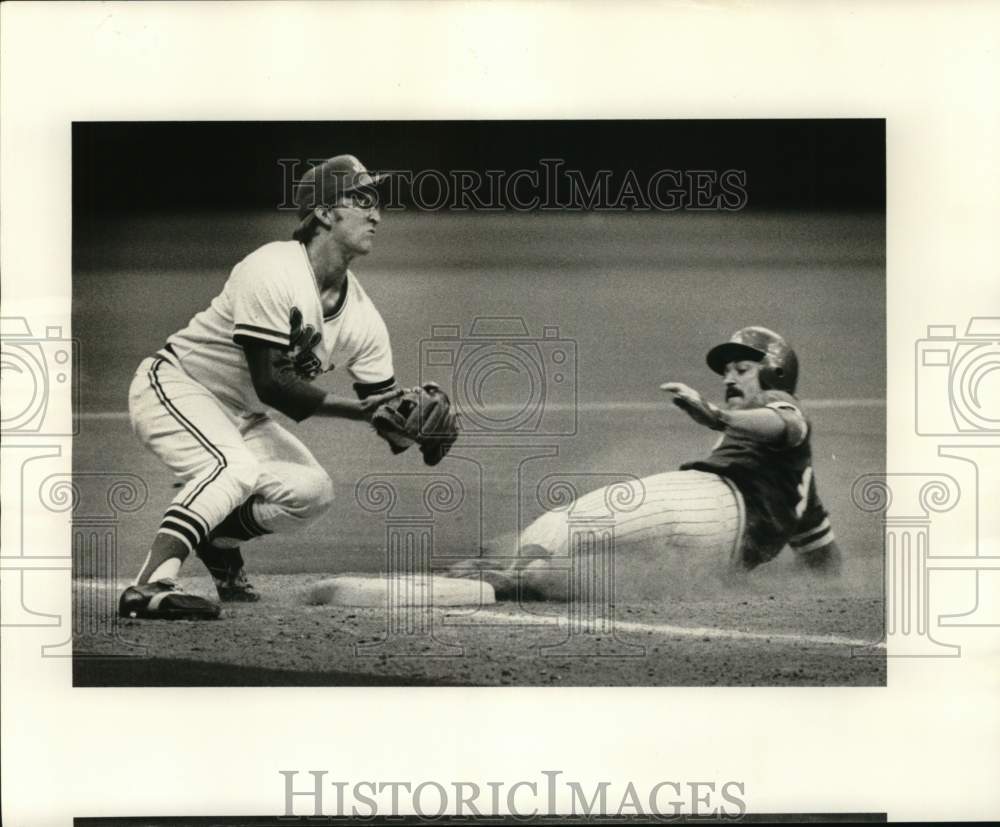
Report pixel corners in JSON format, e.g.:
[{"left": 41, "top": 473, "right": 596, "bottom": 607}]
[
  {"left": 196, "top": 543, "right": 247, "bottom": 581},
  {"left": 136, "top": 533, "right": 190, "bottom": 584},
  {"left": 211, "top": 496, "right": 270, "bottom": 544}
]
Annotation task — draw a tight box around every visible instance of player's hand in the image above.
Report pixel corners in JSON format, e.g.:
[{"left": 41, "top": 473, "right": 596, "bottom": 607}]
[{"left": 660, "top": 382, "right": 726, "bottom": 431}]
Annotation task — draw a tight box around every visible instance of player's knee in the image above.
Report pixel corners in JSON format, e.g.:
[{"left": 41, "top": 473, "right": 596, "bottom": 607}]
[
  {"left": 286, "top": 469, "right": 335, "bottom": 521},
  {"left": 221, "top": 454, "right": 262, "bottom": 503},
  {"left": 310, "top": 471, "right": 336, "bottom": 514}
]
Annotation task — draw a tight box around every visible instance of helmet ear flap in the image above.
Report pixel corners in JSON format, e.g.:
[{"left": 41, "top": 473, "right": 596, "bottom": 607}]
[
  {"left": 757, "top": 350, "right": 798, "bottom": 393},
  {"left": 757, "top": 362, "right": 782, "bottom": 391},
  {"left": 759, "top": 364, "right": 772, "bottom": 390}
]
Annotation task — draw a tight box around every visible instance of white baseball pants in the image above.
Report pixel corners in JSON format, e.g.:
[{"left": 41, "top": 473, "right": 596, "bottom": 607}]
[
  {"left": 521, "top": 470, "right": 745, "bottom": 559},
  {"left": 128, "top": 356, "right": 334, "bottom": 553},
  {"left": 459, "top": 470, "right": 747, "bottom": 601}
]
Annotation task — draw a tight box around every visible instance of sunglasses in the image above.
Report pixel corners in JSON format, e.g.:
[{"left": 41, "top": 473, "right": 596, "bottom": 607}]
[{"left": 334, "top": 190, "right": 380, "bottom": 211}]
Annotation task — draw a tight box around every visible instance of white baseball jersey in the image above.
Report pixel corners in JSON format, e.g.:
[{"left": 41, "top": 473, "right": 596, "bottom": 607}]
[{"left": 157, "top": 240, "right": 396, "bottom": 414}]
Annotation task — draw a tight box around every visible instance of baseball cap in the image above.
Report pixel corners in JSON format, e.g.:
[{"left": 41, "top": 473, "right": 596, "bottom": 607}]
[{"left": 292, "top": 155, "right": 391, "bottom": 231}]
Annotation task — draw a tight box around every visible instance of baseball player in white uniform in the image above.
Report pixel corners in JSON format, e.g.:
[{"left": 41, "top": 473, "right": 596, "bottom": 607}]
[
  {"left": 451, "top": 327, "right": 843, "bottom": 600},
  {"left": 120, "top": 155, "right": 406, "bottom": 620}
]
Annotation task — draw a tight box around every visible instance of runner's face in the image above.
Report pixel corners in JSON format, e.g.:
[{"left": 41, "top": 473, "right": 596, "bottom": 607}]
[{"left": 723, "top": 360, "right": 762, "bottom": 409}]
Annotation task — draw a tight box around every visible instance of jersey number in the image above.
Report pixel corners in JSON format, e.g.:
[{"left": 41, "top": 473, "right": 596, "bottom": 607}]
[{"left": 795, "top": 467, "right": 814, "bottom": 519}]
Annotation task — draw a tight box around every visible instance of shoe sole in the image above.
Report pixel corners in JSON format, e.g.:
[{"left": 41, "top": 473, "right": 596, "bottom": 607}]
[
  {"left": 120, "top": 592, "right": 221, "bottom": 620},
  {"left": 120, "top": 608, "right": 222, "bottom": 620}
]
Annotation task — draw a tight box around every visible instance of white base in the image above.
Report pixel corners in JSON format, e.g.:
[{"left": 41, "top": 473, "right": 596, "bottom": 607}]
[{"left": 304, "top": 574, "right": 496, "bottom": 607}]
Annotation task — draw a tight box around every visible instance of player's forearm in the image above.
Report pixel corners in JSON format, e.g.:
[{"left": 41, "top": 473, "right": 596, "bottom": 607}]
[
  {"left": 259, "top": 382, "right": 370, "bottom": 423},
  {"left": 255, "top": 369, "right": 400, "bottom": 424},
  {"left": 254, "top": 378, "right": 325, "bottom": 422},
  {"left": 718, "top": 408, "right": 786, "bottom": 443},
  {"left": 247, "top": 346, "right": 373, "bottom": 423},
  {"left": 313, "top": 393, "right": 372, "bottom": 422}
]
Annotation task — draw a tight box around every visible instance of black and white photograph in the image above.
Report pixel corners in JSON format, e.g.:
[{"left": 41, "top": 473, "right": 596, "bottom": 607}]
[
  {"left": 2, "top": 3, "right": 999, "bottom": 825},
  {"left": 71, "top": 119, "right": 886, "bottom": 686}
]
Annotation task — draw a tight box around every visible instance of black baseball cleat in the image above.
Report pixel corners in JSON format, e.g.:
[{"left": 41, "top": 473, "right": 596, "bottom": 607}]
[
  {"left": 118, "top": 579, "right": 221, "bottom": 620},
  {"left": 195, "top": 542, "right": 260, "bottom": 602}
]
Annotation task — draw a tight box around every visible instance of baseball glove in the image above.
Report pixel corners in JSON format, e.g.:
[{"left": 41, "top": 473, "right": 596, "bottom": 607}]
[{"left": 370, "top": 383, "right": 459, "bottom": 465}]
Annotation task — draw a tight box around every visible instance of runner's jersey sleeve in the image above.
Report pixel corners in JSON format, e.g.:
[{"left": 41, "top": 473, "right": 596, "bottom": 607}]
[
  {"left": 761, "top": 391, "right": 809, "bottom": 449},
  {"left": 680, "top": 390, "right": 832, "bottom": 558},
  {"left": 788, "top": 482, "right": 835, "bottom": 553}
]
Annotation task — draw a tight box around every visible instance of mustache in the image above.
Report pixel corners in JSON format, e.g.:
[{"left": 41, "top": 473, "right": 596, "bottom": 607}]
[{"left": 725, "top": 387, "right": 742, "bottom": 399}]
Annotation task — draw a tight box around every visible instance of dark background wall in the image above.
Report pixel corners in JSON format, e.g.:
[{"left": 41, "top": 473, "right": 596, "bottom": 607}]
[
  {"left": 71, "top": 120, "right": 886, "bottom": 411},
  {"left": 73, "top": 120, "right": 884, "bottom": 215}
]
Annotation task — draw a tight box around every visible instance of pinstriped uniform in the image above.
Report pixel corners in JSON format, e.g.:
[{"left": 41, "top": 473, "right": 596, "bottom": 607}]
[
  {"left": 520, "top": 470, "right": 746, "bottom": 565},
  {"left": 512, "top": 392, "right": 835, "bottom": 587},
  {"left": 127, "top": 240, "right": 395, "bottom": 553}
]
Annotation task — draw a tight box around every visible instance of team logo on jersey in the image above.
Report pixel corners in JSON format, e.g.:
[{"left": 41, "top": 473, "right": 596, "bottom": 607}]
[{"left": 288, "top": 306, "right": 323, "bottom": 381}]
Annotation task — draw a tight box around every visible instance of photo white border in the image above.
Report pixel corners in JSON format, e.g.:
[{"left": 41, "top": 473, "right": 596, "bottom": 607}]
[{"left": 2, "top": 1, "right": 999, "bottom": 824}]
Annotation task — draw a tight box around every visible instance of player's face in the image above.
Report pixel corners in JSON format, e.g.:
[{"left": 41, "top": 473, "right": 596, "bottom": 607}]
[
  {"left": 723, "top": 360, "right": 763, "bottom": 409},
  {"left": 331, "top": 192, "right": 381, "bottom": 255}
]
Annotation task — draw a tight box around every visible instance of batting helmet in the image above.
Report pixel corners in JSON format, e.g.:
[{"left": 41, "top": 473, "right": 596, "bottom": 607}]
[{"left": 705, "top": 326, "right": 799, "bottom": 393}]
